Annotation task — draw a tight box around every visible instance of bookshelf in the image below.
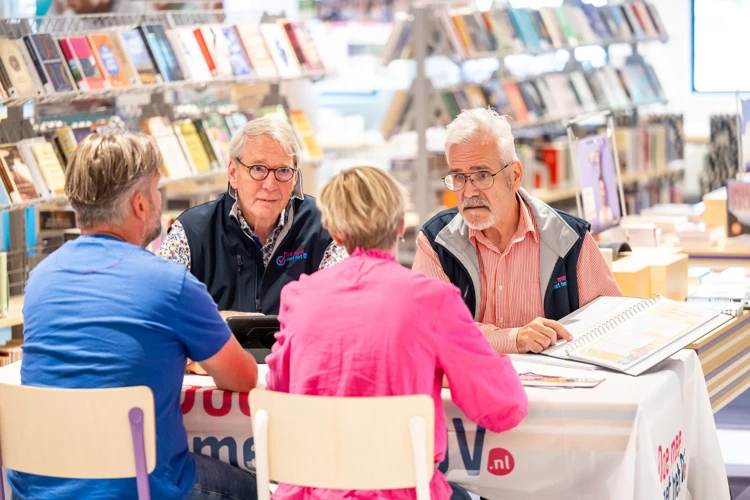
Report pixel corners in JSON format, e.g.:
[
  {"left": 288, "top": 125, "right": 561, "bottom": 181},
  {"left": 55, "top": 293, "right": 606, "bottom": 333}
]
[
  {"left": 0, "top": 9, "right": 332, "bottom": 341},
  {"left": 386, "top": 2, "right": 677, "bottom": 238}
]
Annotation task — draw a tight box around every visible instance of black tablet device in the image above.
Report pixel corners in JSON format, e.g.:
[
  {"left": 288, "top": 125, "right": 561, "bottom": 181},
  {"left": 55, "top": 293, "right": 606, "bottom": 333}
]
[{"left": 226, "top": 315, "right": 280, "bottom": 364}]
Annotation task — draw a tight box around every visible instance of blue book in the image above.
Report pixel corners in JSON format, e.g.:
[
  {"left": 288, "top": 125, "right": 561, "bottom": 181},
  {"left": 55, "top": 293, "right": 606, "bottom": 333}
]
[
  {"left": 581, "top": 4, "right": 611, "bottom": 42},
  {"left": 508, "top": 9, "right": 541, "bottom": 51},
  {"left": 222, "top": 27, "right": 253, "bottom": 77}
]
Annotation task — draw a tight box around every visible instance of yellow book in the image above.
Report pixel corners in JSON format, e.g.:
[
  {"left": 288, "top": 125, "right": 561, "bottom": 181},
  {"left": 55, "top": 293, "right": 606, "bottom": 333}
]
[
  {"left": 55, "top": 127, "right": 78, "bottom": 163},
  {"left": 288, "top": 110, "right": 322, "bottom": 161},
  {"left": 175, "top": 121, "right": 212, "bottom": 173},
  {"left": 31, "top": 142, "right": 66, "bottom": 196}
]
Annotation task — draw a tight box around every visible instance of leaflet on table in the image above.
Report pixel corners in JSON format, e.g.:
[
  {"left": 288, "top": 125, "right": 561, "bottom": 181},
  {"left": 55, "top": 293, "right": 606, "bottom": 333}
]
[
  {"left": 576, "top": 133, "right": 621, "bottom": 235},
  {"left": 519, "top": 372, "right": 605, "bottom": 388},
  {"left": 543, "top": 295, "right": 640, "bottom": 359}
]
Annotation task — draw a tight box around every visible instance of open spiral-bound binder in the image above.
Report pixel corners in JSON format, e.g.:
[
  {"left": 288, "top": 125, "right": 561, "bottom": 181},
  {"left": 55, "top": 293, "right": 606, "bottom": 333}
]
[{"left": 541, "top": 295, "right": 733, "bottom": 376}]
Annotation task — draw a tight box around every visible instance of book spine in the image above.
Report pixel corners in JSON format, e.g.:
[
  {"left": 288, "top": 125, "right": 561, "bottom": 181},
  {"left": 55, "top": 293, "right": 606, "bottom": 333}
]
[
  {"left": 0, "top": 57, "right": 15, "bottom": 98},
  {"left": 23, "top": 36, "right": 52, "bottom": 93}
]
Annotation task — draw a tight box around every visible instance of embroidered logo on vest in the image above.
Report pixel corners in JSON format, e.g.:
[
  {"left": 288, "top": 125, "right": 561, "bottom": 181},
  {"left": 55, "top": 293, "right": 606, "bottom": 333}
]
[
  {"left": 553, "top": 275, "right": 567, "bottom": 290},
  {"left": 276, "top": 249, "right": 308, "bottom": 266}
]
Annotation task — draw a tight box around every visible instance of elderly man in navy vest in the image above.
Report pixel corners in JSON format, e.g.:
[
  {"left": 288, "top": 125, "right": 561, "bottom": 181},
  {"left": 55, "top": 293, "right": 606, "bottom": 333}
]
[
  {"left": 159, "top": 116, "right": 346, "bottom": 315},
  {"left": 413, "top": 108, "right": 621, "bottom": 355}
]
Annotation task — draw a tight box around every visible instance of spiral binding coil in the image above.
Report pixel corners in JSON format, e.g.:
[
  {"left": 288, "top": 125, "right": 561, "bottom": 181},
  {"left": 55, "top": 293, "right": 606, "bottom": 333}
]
[{"left": 565, "top": 296, "right": 661, "bottom": 356}]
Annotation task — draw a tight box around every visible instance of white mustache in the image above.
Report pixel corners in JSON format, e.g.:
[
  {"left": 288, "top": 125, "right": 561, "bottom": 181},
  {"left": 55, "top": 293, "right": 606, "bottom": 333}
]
[{"left": 462, "top": 197, "right": 490, "bottom": 209}]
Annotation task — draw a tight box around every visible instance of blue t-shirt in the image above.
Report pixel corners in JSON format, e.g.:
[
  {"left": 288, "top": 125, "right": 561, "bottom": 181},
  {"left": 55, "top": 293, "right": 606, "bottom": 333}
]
[{"left": 8, "top": 234, "right": 232, "bottom": 500}]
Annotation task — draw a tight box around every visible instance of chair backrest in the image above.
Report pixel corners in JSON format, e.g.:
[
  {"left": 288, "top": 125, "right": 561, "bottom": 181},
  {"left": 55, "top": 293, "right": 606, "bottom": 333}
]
[
  {"left": 0, "top": 383, "right": 156, "bottom": 479},
  {"left": 249, "top": 389, "right": 435, "bottom": 491}
]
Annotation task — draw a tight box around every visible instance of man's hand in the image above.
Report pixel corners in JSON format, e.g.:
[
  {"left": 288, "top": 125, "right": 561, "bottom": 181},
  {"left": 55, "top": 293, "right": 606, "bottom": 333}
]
[
  {"left": 186, "top": 359, "right": 208, "bottom": 375},
  {"left": 516, "top": 318, "right": 574, "bottom": 354},
  {"left": 219, "top": 311, "right": 263, "bottom": 321}
]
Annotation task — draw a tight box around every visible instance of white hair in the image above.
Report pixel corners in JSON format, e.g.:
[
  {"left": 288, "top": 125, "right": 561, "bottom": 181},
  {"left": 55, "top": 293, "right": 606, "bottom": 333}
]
[
  {"left": 229, "top": 115, "right": 300, "bottom": 165},
  {"left": 444, "top": 108, "right": 519, "bottom": 166}
]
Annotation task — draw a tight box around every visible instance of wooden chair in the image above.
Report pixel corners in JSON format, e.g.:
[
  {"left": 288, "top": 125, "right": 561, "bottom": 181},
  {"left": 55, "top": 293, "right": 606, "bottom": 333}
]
[
  {"left": 250, "top": 389, "right": 435, "bottom": 500},
  {"left": 0, "top": 383, "right": 156, "bottom": 500}
]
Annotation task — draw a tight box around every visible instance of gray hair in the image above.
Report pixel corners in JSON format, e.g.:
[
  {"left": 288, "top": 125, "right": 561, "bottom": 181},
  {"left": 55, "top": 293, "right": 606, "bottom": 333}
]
[
  {"left": 65, "top": 132, "right": 163, "bottom": 229},
  {"left": 229, "top": 115, "right": 300, "bottom": 165},
  {"left": 445, "top": 108, "right": 519, "bottom": 167}
]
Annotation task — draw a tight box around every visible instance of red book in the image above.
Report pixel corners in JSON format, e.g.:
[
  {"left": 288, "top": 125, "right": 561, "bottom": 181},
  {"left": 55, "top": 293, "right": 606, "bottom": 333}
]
[{"left": 58, "top": 36, "right": 107, "bottom": 90}]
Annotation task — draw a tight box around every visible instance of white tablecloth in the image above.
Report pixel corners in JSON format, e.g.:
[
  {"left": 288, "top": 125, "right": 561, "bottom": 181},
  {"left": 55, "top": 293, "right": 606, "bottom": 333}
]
[{"left": 0, "top": 350, "right": 730, "bottom": 500}]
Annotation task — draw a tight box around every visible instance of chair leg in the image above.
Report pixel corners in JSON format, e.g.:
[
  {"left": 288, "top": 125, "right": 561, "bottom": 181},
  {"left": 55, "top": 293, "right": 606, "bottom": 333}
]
[
  {"left": 409, "top": 416, "right": 430, "bottom": 500},
  {"left": 254, "top": 410, "right": 272, "bottom": 500},
  {"left": 128, "top": 407, "right": 151, "bottom": 500}
]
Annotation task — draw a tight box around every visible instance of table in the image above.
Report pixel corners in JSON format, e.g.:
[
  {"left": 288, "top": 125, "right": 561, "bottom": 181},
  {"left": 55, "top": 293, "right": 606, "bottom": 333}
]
[
  {"left": 0, "top": 350, "right": 729, "bottom": 500},
  {"left": 178, "top": 351, "right": 728, "bottom": 500}
]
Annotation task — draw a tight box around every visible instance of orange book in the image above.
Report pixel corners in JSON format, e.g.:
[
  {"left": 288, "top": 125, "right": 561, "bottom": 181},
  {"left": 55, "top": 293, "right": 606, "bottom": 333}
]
[
  {"left": 451, "top": 14, "right": 473, "bottom": 53},
  {"left": 192, "top": 28, "right": 218, "bottom": 77},
  {"left": 502, "top": 80, "right": 529, "bottom": 123},
  {"left": 87, "top": 33, "right": 129, "bottom": 87}
]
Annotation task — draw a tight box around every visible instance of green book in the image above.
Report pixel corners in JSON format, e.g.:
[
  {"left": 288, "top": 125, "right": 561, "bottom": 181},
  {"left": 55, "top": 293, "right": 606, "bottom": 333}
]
[{"left": 554, "top": 7, "right": 577, "bottom": 45}]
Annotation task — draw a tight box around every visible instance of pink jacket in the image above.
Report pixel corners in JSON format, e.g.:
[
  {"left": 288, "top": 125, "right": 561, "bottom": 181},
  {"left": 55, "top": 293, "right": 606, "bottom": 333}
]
[{"left": 266, "top": 247, "right": 528, "bottom": 499}]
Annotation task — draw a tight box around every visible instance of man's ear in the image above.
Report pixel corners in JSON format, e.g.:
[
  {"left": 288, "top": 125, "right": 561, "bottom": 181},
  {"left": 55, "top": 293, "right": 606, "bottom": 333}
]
[
  {"left": 512, "top": 161, "right": 524, "bottom": 189},
  {"left": 228, "top": 158, "right": 238, "bottom": 191},
  {"left": 132, "top": 190, "right": 147, "bottom": 222}
]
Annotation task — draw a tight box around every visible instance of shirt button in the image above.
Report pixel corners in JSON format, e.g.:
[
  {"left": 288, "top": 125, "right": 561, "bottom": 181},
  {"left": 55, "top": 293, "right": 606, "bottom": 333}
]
[
  {"left": 499, "top": 318, "right": 504, "bottom": 323},
  {"left": 498, "top": 285, "right": 503, "bottom": 291}
]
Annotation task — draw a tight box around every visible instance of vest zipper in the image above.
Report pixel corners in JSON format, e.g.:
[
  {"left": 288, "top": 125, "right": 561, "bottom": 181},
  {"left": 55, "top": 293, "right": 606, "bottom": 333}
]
[{"left": 236, "top": 255, "right": 243, "bottom": 310}]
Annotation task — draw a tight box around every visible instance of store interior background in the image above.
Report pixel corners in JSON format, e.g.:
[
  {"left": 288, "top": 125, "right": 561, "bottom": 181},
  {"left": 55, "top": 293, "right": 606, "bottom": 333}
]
[{"left": 0, "top": 0, "right": 747, "bottom": 496}]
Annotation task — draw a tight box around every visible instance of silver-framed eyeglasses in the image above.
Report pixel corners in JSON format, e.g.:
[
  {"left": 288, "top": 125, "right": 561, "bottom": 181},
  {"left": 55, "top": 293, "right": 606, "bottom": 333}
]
[
  {"left": 443, "top": 161, "right": 514, "bottom": 192},
  {"left": 235, "top": 157, "right": 297, "bottom": 182}
]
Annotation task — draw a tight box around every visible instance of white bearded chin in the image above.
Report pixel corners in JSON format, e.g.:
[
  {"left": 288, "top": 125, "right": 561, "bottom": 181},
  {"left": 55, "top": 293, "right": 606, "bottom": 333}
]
[{"left": 462, "top": 208, "right": 498, "bottom": 231}]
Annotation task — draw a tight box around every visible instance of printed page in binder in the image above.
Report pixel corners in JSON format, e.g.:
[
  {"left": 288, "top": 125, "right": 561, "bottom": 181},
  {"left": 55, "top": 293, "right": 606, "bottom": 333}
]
[
  {"left": 543, "top": 296, "right": 640, "bottom": 359},
  {"left": 568, "top": 299, "right": 720, "bottom": 373}
]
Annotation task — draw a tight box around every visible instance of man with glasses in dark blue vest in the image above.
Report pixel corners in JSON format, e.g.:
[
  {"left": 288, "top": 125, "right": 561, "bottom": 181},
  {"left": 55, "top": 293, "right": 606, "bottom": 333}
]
[{"left": 160, "top": 116, "right": 346, "bottom": 317}]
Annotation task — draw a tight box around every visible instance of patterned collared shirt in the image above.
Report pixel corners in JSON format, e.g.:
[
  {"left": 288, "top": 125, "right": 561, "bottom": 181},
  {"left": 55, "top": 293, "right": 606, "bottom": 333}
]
[{"left": 158, "top": 200, "right": 347, "bottom": 270}]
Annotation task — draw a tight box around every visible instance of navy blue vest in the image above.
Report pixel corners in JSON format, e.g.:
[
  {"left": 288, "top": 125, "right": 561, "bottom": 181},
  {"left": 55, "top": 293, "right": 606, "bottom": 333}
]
[
  {"left": 176, "top": 192, "right": 332, "bottom": 314},
  {"left": 421, "top": 207, "right": 589, "bottom": 321}
]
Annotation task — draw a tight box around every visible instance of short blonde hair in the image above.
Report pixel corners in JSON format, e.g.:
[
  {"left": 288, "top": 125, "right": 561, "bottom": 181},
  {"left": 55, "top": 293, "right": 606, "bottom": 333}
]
[
  {"left": 229, "top": 115, "right": 300, "bottom": 166},
  {"left": 65, "top": 132, "right": 163, "bottom": 228},
  {"left": 318, "top": 166, "right": 405, "bottom": 253}
]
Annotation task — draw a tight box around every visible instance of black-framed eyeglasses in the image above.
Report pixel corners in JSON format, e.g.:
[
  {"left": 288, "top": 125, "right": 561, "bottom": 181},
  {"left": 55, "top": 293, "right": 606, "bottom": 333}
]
[
  {"left": 443, "top": 161, "right": 514, "bottom": 192},
  {"left": 235, "top": 157, "right": 298, "bottom": 182}
]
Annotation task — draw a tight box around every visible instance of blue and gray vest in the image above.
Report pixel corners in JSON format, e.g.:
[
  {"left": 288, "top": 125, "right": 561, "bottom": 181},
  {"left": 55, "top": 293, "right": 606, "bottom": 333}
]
[
  {"left": 176, "top": 192, "right": 332, "bottom": 314},
  {"left": 421, "top": 189, "right": 590, "bottom": 321}
]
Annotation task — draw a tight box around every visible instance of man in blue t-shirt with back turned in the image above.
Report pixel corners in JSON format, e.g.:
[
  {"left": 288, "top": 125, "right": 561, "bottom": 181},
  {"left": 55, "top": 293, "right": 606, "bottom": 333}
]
[{"left": 8, "top": 133, "right": 260, "bottom": 500}]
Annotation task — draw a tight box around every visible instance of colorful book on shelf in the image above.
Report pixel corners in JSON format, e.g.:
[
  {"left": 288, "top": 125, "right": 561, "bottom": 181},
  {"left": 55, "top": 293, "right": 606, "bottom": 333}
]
[
  {"left": 542, "top": 295, "right": 731, "bottom": 376},
  {"left": 620, "top": 4, "right": 645, "bottom": 38},
  {"left": 260, "top": 23, "right": 301, "bottom": 79},
  {"left": 508, "top": 9, "right": 541, "bottom": 51},
  {"left": 174, "top": 120, "right": 212, "bottom": 174},
  {"left": 607, "top": 5, "right": 634, "bottom": 39},
  {"left": 192, "top": 27, "right": 219, "bottom": 77},
  {"left": 88, "top": 33, "right": 129, "bottom": 88},
  {"left": 631, "top": 1, "right": 659, "bottom": 37},
  {"left": 645, "top": 2, "right": 667, "bottom": 37},
  {"left": 0, "top": 144, "right": 39, "bottom": 202},
  {"left": 26, "top": 34, "right": 76, "bottom": 93},
  {"left": 139, "top": 24, "right": 184, "bottom": 82},
  {"left": 726, "top": 180, "right": 750, "bottom": 237},
  {"left": 167, "top": 28, "right": 212, "bottom": 82},
  {"left": 282, "top": 21, "right": 325, "bottom": 73},
  {"left": 55, "top": 127, "right": 78, "bottom": 162},
  {"left": 0, "top": 39, "right": 36, "bottom": 98},
  {"left": 141, "top": 117, "right": 194, "bottom": 179},
  {"left": 221, "top": 26, "right": 253, "bottom": 77},
  {"left": 191, "top": 119, "right": 221, "bottom": 171},
  {"left": 17, "top": 138, "right": 52, "bottom": 199},
  {"left": 288, "top": 110, "right": 322, "bottom": 162},
  {"left": 201, "top": 114, "right": 232, "bottom": 167},
  {"left": 554, "top": 7, "right": 579, "bottom": 46},
  {"left": 502, "top": 80, "right": 529, "bottom": 122},
  {"left": 118, "top": 29, "right": 161, "bottom": 85},
  {"left": 236, "top": 24, "right": 279, "bottom": 80},
  {"left": 491, "top": 9, "right": 525, "bottom": 52},
  {"left": 201, "top": 26, "right": 234, "bottom": 78},
  {"left": 257, "top": 104, "right": 291, "bottom": 125},
  {"left": 58, "top": 36, "right": 107, "bottom": 91},
  {"left": 30, "top": 141, "right": 66, "bottom": 196}
]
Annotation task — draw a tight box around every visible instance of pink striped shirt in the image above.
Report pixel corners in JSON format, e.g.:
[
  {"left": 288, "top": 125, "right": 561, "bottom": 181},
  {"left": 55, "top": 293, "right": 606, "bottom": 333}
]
[
  {"left": 413, "top": 198, "right": 622, "bottom": 354},
  {"left": 266, "top": 247, "right": 528, "bottom": 500}
]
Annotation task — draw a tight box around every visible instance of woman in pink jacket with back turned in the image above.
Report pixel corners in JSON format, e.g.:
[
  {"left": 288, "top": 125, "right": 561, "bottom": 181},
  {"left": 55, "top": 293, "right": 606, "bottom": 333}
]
[{"left": 266, "top": 166, "right": 528, "bottom": 500}]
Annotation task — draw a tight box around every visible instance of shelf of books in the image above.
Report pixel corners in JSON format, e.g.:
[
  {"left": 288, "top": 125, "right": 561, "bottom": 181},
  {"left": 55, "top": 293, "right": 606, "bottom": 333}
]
[
  {"left": 382, "top": 1, "right": 680, "bottom": 251},
  {"left": 0, "top": 10, "right": 330, "bottom": 343}
]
